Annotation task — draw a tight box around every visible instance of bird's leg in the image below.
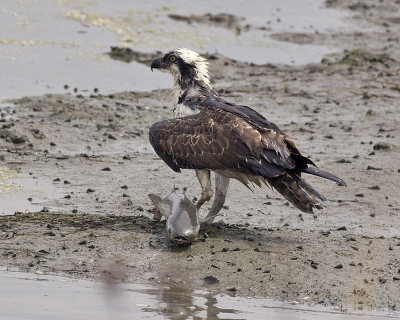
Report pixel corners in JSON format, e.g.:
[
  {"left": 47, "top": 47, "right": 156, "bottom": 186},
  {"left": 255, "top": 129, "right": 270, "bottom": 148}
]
[
  {"left": 195, "top": 169, "right": 213, "bottom": 209},
  {"left": 201, "top": 173, "right": 230, "bottom": 224}
]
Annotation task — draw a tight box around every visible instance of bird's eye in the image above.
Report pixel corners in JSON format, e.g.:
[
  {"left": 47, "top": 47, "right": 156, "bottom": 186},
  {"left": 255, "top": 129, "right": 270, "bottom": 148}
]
[{"left": 169, "top": 55, "right": 176, "bottom": 62}]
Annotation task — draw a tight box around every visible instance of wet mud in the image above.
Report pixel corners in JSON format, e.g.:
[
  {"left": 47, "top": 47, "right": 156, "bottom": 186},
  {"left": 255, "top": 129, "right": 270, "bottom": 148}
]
[{"left": 1, "top": 0, "right": 400, "bottom": 315}]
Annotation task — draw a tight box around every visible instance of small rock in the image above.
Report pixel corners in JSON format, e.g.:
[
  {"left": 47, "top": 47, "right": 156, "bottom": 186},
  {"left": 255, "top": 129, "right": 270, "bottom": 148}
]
[
  {"left": 203, "top": 275, "right": 219, "bottom": 284},
  {"left": 121, "top": 185, "right": 128, "bottom": 189},
  {"left": 263, "top": 269, "right": 270, "bottom": 274},
  {"left": 368, "top": 185, "right": 380, "bottom": 190},
  {"left": 79, "top": 240, "right": 87, "bottom": 245},
  {"left": 86, "top": 188, "right": 95, "bottom": 193},
  {"left": 226, "top": 287, "right": 237, "bottom": 292},
  {"left": 53, "top": 178, "right": 61, "bottom": 182},
  {"left": 44, "top": 231, "right": 55, "bottom": 236},
  {"left": 40, "top": 207, "right": 49, "bottom": 213},
  {"left": 334, "top": 264, "right": 343, "bottom": 269},
  {"left": 373, "top": 142, "right": 391, "bottom": 151},
  {"left": 336, "top": 226, "right": 347, "bottom": 231},
  {"left": 221, "top": 248, "right": 229, "bottom": 252},
  {"left": 367, "top": 166, "right": 382, "bottom": 171},
  {"left": 101, "top": 167, "right": 111, "bottom": 171}
]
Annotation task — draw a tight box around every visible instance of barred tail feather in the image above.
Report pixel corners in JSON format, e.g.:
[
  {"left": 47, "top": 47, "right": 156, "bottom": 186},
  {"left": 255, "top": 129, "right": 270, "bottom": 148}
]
[{"left": 268, "top": 173, "right": 325, "bottom": 214}]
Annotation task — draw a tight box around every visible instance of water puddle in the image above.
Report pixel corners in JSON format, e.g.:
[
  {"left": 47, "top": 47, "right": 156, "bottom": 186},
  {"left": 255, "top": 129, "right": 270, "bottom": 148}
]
[
  {"left": 0, "top": 270, "right": 395, "bottom": 320},
  {"left": 0, "top": 167, "right": 62, "bottom": 215},
  {"left": 0, "top": 0, "right": 352, "bottom": 100}
]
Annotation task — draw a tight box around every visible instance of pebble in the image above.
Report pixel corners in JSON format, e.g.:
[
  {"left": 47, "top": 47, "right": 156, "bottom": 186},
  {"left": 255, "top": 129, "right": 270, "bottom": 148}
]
[
  {"left": 263, "top": 269, "right": 270, "bottom": 273},
  {"left": 86, "top": 188, "right": 95, "bottom": 193},
  {"left": 336, "top": 226, "right": 347, "bottom": 231},
  {"left": 373, "top": 142, "right": 391, "bottom": 151},
  {"left": 334, "top": 264, "right": 343, "bottom": 269},
  {"left": 226, "top": 287, "right": 237, "bottom": 292},
  {"left": 203, "top": 275, "right": 219, "bottom": 284},
  {"left": 101, "top": 167, "right": 111, "bottom": 171},
  {"left": 79, "top": 240, "right": 87, "bottom": 245},
  {"left": 367, "top": 166, "right": 382, "bottom": 170}
]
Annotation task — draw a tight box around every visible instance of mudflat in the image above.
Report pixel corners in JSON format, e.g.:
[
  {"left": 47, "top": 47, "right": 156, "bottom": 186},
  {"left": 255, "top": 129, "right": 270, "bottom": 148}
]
[{"left": 1, "top": 0, "right": 399, "bottom": 314}]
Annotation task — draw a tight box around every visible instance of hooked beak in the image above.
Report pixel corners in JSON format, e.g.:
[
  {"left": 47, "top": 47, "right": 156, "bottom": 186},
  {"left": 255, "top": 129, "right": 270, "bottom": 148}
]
[{"left": 151, "top": 58, "right": 163, "bottom": 72}]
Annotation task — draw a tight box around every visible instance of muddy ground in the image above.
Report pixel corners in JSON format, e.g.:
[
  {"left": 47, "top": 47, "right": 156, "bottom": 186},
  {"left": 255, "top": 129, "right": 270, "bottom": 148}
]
[{"left": 1, "top": 0, "right": 400, "bottom": 314}]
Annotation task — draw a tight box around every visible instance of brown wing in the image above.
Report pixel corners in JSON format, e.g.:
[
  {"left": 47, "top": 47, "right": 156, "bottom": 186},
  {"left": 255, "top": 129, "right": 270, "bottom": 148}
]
[{"left": 149, "top": 105, "right": 297, "bottom": 178}]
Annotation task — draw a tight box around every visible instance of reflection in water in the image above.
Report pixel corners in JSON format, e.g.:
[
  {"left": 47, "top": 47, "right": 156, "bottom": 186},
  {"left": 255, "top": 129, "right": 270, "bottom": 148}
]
[
  {"left": 141, "top": 286, "right": 240, "bottom": 320},
  {"left": 0, "top": 270, "right": 395, "bottom": 320}
]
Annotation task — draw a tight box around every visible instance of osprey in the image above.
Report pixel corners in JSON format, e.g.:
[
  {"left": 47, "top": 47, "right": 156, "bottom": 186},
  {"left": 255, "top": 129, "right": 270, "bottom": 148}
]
[{"left": 149, "top": 48, "right": 346, "bottom": 223}]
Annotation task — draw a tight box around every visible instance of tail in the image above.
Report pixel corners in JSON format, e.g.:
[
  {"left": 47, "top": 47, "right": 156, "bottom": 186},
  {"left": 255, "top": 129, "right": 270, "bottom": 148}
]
[
  {"left": 302, "top": 166, "right": 347, "bottom": 186},
  {"left": 268, "top": 172, "right": 327, "bottom": 214}
]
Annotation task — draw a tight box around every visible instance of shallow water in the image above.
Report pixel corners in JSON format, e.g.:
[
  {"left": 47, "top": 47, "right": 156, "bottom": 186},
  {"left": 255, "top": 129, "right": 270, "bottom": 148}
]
[
  {"left": 0, "top": 0, "right": 351, "bottom": 100},
  {"left": 0, "top": 166, "right": 63, "bottom": 215},
  {"left": 0, "top": 270, "right": 395, "bottom": 320}
]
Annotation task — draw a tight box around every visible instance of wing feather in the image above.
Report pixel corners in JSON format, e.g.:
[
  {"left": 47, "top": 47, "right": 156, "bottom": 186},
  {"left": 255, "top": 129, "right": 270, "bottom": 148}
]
[{"left": 149, "top": 104, "right": 296, "bottom": 178}]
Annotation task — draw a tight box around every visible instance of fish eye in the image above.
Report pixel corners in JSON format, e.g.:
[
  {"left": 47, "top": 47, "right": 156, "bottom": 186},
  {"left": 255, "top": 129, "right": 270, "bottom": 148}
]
[{"left": 169, "top": 55, "right": 177, "bottom": 62}]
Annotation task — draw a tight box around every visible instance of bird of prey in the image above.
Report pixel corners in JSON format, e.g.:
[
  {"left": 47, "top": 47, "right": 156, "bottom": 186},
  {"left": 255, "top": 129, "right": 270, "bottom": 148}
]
[{"left": 149, "top": 48, "right": 346, "bottom": 223}]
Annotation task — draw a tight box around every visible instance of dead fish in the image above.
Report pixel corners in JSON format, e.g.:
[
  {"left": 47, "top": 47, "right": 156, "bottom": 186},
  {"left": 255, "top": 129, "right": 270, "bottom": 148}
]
[{"left": 148, "top": 190, "right": 200, "bottom": 244}]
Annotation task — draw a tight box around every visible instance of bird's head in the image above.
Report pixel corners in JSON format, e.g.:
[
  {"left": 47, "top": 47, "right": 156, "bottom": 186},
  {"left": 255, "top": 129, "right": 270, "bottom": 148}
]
[{"left": 151, "top": 48, "right": 211, "bottom": 89}]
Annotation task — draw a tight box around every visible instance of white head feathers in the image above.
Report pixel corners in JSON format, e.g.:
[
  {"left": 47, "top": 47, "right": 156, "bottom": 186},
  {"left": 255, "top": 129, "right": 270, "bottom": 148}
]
[{"left": 175, "top": 48, "right": 211, "bottom": 87}]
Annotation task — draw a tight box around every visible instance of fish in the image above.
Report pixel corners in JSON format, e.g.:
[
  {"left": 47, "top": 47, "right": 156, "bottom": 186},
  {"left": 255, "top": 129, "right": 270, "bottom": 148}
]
[{"left": 148, "top": 190, "right": 200, "bottom": 244}]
